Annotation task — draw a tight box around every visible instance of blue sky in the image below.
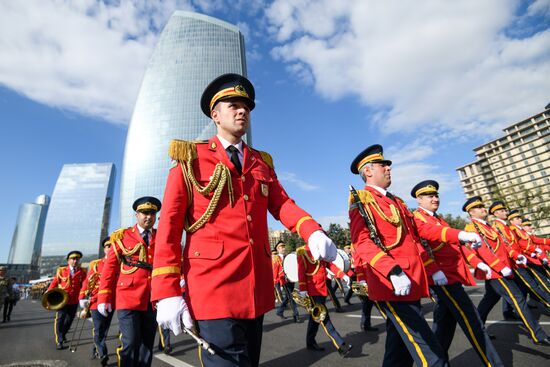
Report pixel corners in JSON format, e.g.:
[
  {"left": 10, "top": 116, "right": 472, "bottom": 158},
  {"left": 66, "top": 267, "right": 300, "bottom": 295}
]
[{"left": 1, "top": 0, "right": 549, "bottom": 262}]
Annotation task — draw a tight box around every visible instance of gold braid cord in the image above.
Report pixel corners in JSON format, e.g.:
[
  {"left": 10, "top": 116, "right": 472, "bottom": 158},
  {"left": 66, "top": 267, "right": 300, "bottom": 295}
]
[
  {"left": 85, "top": 264, "right": 101, "bottom": 297},
  {"left": 297, "top": 246, "right": 320, "bottom": 276},
  {"left": 357, "top": 190, "right": 403, "bottom": 249},
  {"left": 115, "top": 239, "right": 146, "bottom": 275},
  {"left": 512, "top": 226, "right": 530, "bottom": 240},
  {"left": 56, "top": 267, "right": 70, "bottom": 290},
  {"left": 171, "top": 140, "right": 234, "bottom": 233}
]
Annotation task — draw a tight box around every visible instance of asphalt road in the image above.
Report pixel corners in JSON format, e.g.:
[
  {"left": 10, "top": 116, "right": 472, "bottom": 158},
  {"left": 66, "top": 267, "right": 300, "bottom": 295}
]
[{"left": 1, "top": 284, "right": 549, "bottom": 367}]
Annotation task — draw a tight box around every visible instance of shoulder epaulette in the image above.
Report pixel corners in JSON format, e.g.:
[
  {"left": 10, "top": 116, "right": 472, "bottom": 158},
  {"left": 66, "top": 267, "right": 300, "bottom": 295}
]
[
  {"left": 413, "top": 210, "right": 427, "bottom": 223},
  {"left": 348, "top": 189, "right": 375, "bottom": 206},
  {"left": 464, "top": 223, "right": 476, "bottom": 232},
  {"left": 110, "top": 227, "right": 130, "bottom": 243},
  {"left": 168, "top": 139, "right": 205, "bottom": 162},
  {"left": 253, "top": 149, "right": 274, "bottom": 169},
  {"left": 296, "top": 246, "right": 306, "bottom": 256}
]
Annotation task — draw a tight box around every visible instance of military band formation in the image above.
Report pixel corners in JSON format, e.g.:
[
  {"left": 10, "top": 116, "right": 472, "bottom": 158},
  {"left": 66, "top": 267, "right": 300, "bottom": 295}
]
[{"left": 40, "top": 73, "right": 550, "bottom": 367}]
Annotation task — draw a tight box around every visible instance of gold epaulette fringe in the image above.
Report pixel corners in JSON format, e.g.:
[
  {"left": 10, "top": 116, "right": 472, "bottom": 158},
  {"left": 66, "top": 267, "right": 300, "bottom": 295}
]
[
  {"left": 348, "top": 189, "right": 375, "bottom": 206},
  {"left": 109, "top": 228, "right": 128, "bottom": 242},
  {"left": 169, "top": 140, "right": 198, "bottom": 162},
  {"left": 296, "top": 246, "right": 306, "bottom": 256},
  {"left": 258, "top": 150, "right": 274, "bottom": 169},
  {"left": 413, "top": 210, "right": 427, "bottom": 223},
  {"left": 464, "top": 223, "right": 475, "bottom": 232}
]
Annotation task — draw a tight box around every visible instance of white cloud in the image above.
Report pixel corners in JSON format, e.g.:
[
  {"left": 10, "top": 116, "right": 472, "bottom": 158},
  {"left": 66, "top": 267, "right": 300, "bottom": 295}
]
[
  {"left": 0, "top": 0, "right": 193, "bottom": 123},
  {"left": 266, "top": 0, "right": 550, "bottom": 138},
  {"left": 278, "top": 172, "right": 320, "bottom": 191}
]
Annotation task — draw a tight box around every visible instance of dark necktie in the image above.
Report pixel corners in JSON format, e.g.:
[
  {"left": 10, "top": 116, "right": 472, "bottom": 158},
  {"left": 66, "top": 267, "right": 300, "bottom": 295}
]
[
  {"left": 142, "top": 229, "right": 150, "bottom": 245},
  {"left": 227, "top": 145, "right": 242, "bottom": 175}
]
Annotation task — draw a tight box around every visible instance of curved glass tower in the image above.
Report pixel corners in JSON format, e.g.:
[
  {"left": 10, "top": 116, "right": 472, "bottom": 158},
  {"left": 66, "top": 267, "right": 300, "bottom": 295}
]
[{"left": 120, "top": 11, "right": 250, "bottom": 226}]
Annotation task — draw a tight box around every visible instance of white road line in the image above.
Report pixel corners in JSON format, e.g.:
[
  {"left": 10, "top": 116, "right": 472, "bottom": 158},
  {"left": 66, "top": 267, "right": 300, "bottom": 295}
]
[
  {"left": 346, "top": 314, "right": 550, "bottom": 325},
  {"left": 154, "top": 352, "right": 196, "bottom": 367}
]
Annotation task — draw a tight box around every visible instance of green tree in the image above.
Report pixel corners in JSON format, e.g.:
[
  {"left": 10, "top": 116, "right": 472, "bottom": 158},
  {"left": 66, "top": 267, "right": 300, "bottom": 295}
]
[
  {"left": 491, "top": 187, "right": 550, "bottom": 233},
  {"left": 279, "top": 230, "right": 305, "bottom": 252},
  {"left": 325, "top": 223, "right": 351, "bottom": 248},
  {"left": 441, "top": 213, "right": 469, "bottom": 230}
]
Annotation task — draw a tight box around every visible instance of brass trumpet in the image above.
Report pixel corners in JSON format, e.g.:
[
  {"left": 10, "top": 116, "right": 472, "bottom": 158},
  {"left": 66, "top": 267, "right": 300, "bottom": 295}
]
[
  {"left": 41, "top": 288, "right": 69, "bottom": 311},
  {"left": 292, "top": 290, "right": 327, "bottom": 323},
  {"left": 351, "top": 281, "right": 369, "bottom": 297}
]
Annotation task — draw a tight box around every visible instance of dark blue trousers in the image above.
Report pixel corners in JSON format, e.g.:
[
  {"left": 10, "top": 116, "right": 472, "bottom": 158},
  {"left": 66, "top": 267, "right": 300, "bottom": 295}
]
[
  {"left": 306, "top": 296, "right": 345, "bottom": 349},
  {"left": 431, "top": 283, "right": 503, "bottom": 366},
  {"left": 380, "top": 300, "right": 448, "bottom": 367},
  {"left": 275, "top": 283, "right": 298, "bottom": 317},
  {"left": 117, "top": 306, "right": 157, "bottom": 367},
  {"left": 91, "top": 309, "right": 113, "bottom": 358},
  {"left": 502, "top": 267, "right": 550, "bottom": 315},
  {"left": 359, "top": 295, "right": 374, "bottom": 329},
  {"left": 478, "top": 277, "right": 548, "bottom": 343},
  {"left": 157, "top": 325, "right": 171, "bottom": 349},
  {"left": 54, "top": 303, "right": 77, "bottom": 344},
  {"left": 197, "top": 315, "right": 264, "bottom": 367}
]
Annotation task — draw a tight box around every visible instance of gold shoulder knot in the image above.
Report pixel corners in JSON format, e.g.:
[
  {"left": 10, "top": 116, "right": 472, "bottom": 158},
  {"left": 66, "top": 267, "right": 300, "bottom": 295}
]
[
  {"left": 413, "top": 210, "right": 427, "bottom": 223},
  {"left": 464, "top": 223, "right": 475, "bottom": 232},
  {"left": 348, "top": 189, "right": 375, "bottom": 206},
  {"left": 110, "top": 227, "right": 129, "bottom": 242},
  {"left": 258, "top": 150, "right": 274, "bottom": 169},
  {"left": 296, "top": 246, "right": 306, "bottom": 256},
  {"left": 169, "top": 139, "right": 198, "bottom": 162}
]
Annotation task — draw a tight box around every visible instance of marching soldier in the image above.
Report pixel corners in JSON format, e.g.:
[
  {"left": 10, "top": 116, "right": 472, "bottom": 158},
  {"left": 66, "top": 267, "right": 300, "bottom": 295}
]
[
  {"left": 152, "top": 73, "right": 337, "bottom": 367},
  {"left": 297, "top": 245, "right": 352, "bottom": 356},
  {"left": 47, "top": 250, "right": 86, "bottom": 349},
  {"left": 491, "top": 204, "right": 550, "bottom": 318},
  {"left": 412, "top": 181, "right": 503, "bottom": 366},
  {"left": 509, "top": 211, "right": 550, "bottom": 275},
  {"left": 272, "top": 241, "right": 299, "bottom": 322},
  {"left": 97, "top": 196, "right": 161, "bottom": 367},
  {"left": 348, "top": 144, "right": 482, "bottom": 367},
  {"left": 79, "top": 237, "right": 114, "bottom": 366},
  {"left": 463, "top": 196, "right": 550, "bottom": 346},
  {"left": 342, "top": 245, "right": 355, "bottom": 306}
]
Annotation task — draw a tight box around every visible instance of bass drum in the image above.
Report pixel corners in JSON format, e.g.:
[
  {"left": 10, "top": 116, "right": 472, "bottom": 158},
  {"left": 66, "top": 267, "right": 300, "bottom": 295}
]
[{"left": 282, "top": 252, "right": 298, "bottom": 283}]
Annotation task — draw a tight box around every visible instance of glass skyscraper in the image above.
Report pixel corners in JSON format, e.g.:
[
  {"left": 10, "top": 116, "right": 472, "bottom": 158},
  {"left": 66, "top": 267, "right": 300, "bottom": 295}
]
[
  {"left": 8, "top": 195, "right": 49, "bottom": 266},
  {"left": 40, "top": 163, "right": 115, "bottom": 275},
  {"left": 119, "top": 11, "right": 250, "bottom": 226}
]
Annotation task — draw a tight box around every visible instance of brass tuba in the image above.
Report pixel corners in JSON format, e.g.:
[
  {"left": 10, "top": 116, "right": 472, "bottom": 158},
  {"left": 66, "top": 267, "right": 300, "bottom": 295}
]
[
  {"left": 41, "top": 288, "right": 69, "bottom": 311},
  {"left": 351, "top": 281, "right": 369, "bottom": 297},
  {"left": 292, "top": 290, "right": 327, "bottom": 323}
]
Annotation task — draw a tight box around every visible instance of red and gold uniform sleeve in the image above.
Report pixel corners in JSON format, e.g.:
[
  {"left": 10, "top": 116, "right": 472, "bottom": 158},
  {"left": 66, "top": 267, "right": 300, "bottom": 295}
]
[
  {"left": 97, "top": 239, "right": 122, "bottom": 305},
  {"left": 47, "top": 269, "right": 61, "bottom": 291}
]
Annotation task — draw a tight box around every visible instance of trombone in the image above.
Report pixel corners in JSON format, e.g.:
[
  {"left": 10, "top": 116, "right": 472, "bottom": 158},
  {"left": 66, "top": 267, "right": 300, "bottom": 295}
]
[{"left": 68, "top": 303, "right": 91, "bottom": 352}]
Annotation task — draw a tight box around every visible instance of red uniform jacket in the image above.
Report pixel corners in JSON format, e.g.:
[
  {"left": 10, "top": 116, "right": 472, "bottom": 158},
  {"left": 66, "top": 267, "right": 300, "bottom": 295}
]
[
  {"left": 510, "top": 225, "right": 548, "bottom": 265},
  {"left": 297, "top": 246, "right": 345, "bottom": 297},
  {"left": 48, "top": 266, "right": 86, "bottom": 305},
  {"left": 348, "top": 186, "right": 448, "bottom": 302},
  {"left": 351, "top": 247, "right": 367, "bottom": 282},
  {"left": 151, "top": 137, "right": 322, "bottom": 320},
  {"left": 79, "top": 258, "right": 106, "bottom": 310},
  {"left": 413, "top": 207, "right": 478, "bottom": 286},
  {"left": 98, "top": 225, "right": 155, "bottom": 311},
  {"left": 272, "top": 255, "right": 285, "bottom": 286},
  {"left": 465, "top": 219, "right": 510, "bottom": 280}
]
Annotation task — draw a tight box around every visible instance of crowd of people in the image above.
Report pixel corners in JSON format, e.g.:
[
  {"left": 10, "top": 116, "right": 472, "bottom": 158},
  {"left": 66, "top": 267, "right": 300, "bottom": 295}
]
[{"left": 40, "top": 73, "right": 549, "bottom": 367}]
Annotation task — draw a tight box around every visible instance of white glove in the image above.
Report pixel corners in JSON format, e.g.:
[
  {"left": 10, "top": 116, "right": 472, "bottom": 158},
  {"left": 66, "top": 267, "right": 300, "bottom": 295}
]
[
  {"left": 389, "top": 272, "right": 412, "bottom": 296},
  {"left": 458, "top": 231, "right": 482, "bottom": 249},
  {"left": 535, "top": 248, "right": 543, "bottom": 255},
  {"left": 299, "top": 291, "right": 308, "bottom": 298},
  {"left": 432, "top": 270, "right": 448, "bottom": 286},
  {"left": 179, "top": 278, "right": 186, "bottom": 289},
  {"left": 156, "top": 296, "right": 193, "bottom": 336},
  {"left": 79, "top": 299, "right": 89, "bottom": 309},
  {"left": 500, "top": 266, "right": 513, "bottom": 278},
  {"left": 543, "top": 258, "right": 548, "bottom": 265},
  {"left": 530, "top": 252, "right": 537, "bottom": 258},
  {"left": 358, "top": 280, "right": 367, "bottom": 286},
  {"left": 342, "top": 275, "right": 351, "bottom": 287},
  {"left": 476, "top": 263, "right": 492, "bottom": 279},
  {"left": 516, "top": 255, "right": 527, "bottom": 266},
  {"left": 308, "top": 230, "right": 337, "bottom": 261},
  {"left": 97, "top": 303, "right": 112, "bottom": 317}
]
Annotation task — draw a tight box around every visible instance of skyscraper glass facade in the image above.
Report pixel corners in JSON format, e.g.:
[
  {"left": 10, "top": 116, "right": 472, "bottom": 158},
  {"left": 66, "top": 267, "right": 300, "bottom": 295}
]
[
  {"left": 120, "top": 11, "right": 250, "bottom": 226},
  {"left": 8, "top": 195, "right": 49, "bottom": 266},
  {"left": 41, "top": 163, "right": 115, "bottom": 275}
]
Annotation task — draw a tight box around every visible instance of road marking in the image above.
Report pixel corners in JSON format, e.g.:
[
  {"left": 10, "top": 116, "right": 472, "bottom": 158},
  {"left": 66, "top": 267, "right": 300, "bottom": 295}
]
[
  {"left": 346, "top": 314, "right": 550, "bottom": 325},
  {"left": 154, "top": 352, "right": 196, "bottom": 367}
]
